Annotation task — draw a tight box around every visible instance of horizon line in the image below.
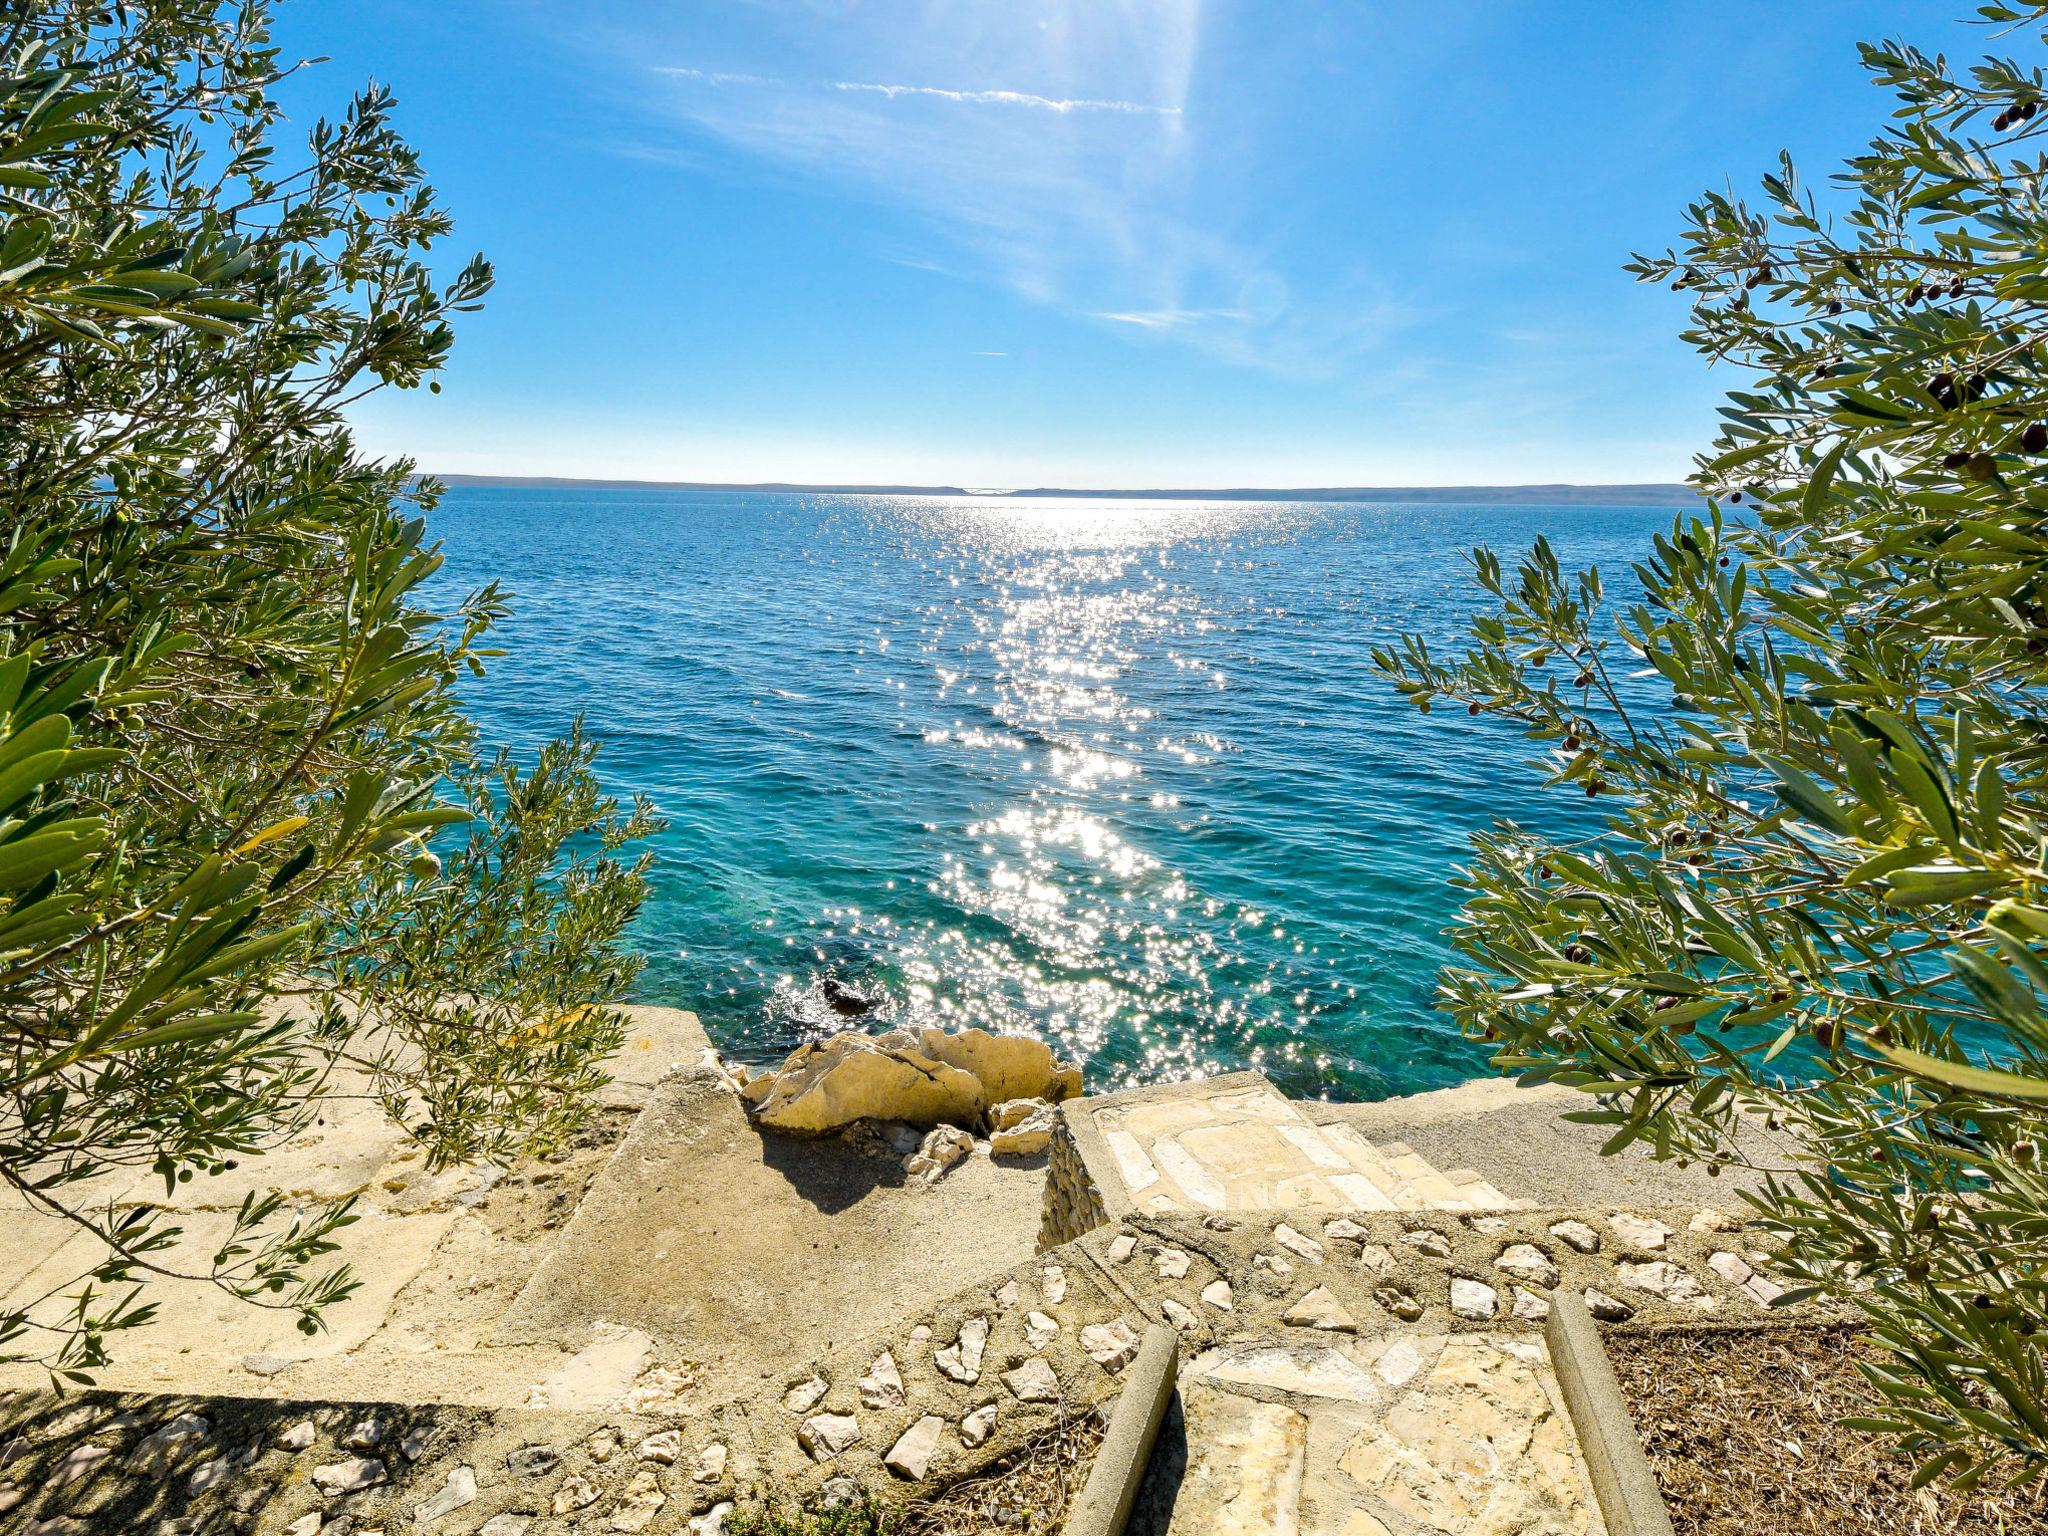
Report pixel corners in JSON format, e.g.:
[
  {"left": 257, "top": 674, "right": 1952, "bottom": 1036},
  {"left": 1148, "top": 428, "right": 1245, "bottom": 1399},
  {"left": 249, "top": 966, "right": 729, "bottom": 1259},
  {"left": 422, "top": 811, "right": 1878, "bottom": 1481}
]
[{"left": 422, "top": 473, "right": 1702, "bottom": 506}]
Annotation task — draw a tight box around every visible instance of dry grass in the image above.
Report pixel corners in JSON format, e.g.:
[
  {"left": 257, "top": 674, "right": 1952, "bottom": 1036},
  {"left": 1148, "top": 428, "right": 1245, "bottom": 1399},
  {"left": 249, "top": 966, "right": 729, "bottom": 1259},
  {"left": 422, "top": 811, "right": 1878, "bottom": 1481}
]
[
  {"left": 896, "top": 1415, "right": 1103, "bottom": 1536},
  {"left": 1606, "top": 1326, "right": 2048, "bottom": 1536}
]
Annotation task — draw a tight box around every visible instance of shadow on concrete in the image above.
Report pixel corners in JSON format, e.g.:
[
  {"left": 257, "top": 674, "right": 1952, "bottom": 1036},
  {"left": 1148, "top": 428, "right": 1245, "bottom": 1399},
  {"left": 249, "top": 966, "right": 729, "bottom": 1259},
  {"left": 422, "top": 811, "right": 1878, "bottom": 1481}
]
[
  {"left": 1124, "top": 1389, "right": 1190, "bottom": 1536},
  {"left": 754, "top": 1130, "right": 911, "bottom": 1215}
]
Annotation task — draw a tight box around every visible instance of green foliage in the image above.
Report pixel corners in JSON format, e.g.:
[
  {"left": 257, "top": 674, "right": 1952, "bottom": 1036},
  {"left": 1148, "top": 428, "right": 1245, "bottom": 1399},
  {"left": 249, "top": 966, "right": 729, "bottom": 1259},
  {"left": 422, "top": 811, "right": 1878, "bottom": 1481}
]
[
  {"left": 723, "top": 1496, "right": 898, "bottom": 1536},
  {"left": 0, "top": 2, "right": 660, "bottom": 1380},
  {"left": 1379, "top": 2, "right": 2048, "bottom": 1490}
]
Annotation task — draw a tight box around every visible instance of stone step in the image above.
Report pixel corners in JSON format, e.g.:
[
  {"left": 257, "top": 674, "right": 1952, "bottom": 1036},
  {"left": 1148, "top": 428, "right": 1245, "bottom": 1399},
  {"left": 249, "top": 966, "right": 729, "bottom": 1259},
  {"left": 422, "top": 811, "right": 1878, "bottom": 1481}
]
[{"left": 1056, "top": 1073, "right": 1517, "bottom": 1226}]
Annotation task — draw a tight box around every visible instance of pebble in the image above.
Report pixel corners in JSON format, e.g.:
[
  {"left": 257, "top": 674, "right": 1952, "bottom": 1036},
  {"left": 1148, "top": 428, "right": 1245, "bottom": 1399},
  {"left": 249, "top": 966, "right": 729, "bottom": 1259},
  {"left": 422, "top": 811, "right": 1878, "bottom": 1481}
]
[
  {"left": 1450, "top": 1278, "right": 1499, "bottom": 1320},
  {"left": 1201, "top": 1279, "right": 1234, "bottom": 1311},
  {"left": 935, "top": 1317, "right": 989, "bottom": 1383},
  {"left": 1253, "top": 1252, "right": 1294, "bottom": 1277},
  {"left": 820, "top": 1476, "right": 863, "bottom": 1506},
  {"left": 1358, "top": 1243, "right": 1396, "bottom": 1279},
  {"left": 1609, "top": 1213, "right": 1673, "bottom": 1251},
  {"left": 1040, "top": 1264, "right": 1068, "bottom": 1303},
  {"left": 1584, "top": 1287, "right": 1635, "bottom": 1322},
  {"left": 1617, "top": 1259, "right": 1705, "bottom": 1303},
  {"left": 694, "top": 1442, "right": 728, "bottom": 1482},
  {"left": 690, "top": 1503, "right": 734, "bottom": 1536},
  {"left": 783, "top": 1376, "right": 829, "bottom": 1414},
  {"left": 1494, "top": 1243, "right": 1560, "bottom": 1288},
  {"left": 311, "top": 1456, "right": 386, "bottom": 1494},
  {"left": 587, "top": 1427, "right": 620, "bottom": 1462},
  {"left": 610, "top": 1469, "right": 666, "bottom": 1532},
  {"left": 1106, "top": 1235, "right": 1137, "bottom": 1264},
  {"left": 1375, "top": 1286, "right": 1425, "bottom": 1321},
  {"left": 1512, "top": 1287, "right": 1551, "bottom": 1321},
  {"left": 1283, "top": 1285, "right": 1357, "bottom": 1332},
  {"left": 186, "top": 1458, "right": 230, "bottom": 1495},
  {"left": 398, "top": 1424, "right": 434, "bottom": 1461},
  {"left": 342, "top": 1415, "right": 383, "bottom": 1451},
  {"left": 48, "top": 1445, "right": 108, "bottom": 1488},
  {"left": 285, "top": 1517, "right": 323, "bottom": 1536},
  {"left": 506, "top": 1444, "right": 560, "bottom": 1477},
  {"left": 1272, "top": 1223, "right": 1325, "bottom": 1263},
  {"left": 961, "top": 1405, "right": 999, "bottom": 1447},
  {"left": 240, "top": 1353, "right": 297, "bottom": 1377},
  {"left": 1025, "top": 1311, "right": 1060, "bottom": 1349},
  {"left": 991, "top": 1279, "right": 1020, "bottom": 1310},
  {"left": 415, "top": 1465, "right": 477, "bottom": 1524},
  {"left": 555, "top": 1473, "right": 601, "bottom": 1513},
  {"left": 859, "top": 1350, "right": 906, "bottom": 1408},
  {"left": 1161, "top": 1298, "right": 1201, "bottom": 1331},
  {"left": 128, "top": 1414, "right": 210, "bottom": 1472},
  {"left": 635, "top": 1429, "right": 682, "bottom": 1465},
  {"left": 1155, "top": 1248, "right": 1190, "bottom": 1279},
  {"left": 1400, "top": 1228, "right": 1452, "bottom": 1259},
  {"left": 1690, "top": 1207, "right": 1741, "bottom": 1233},
  {"left": 1323, "top": 1218, "right": 1369, "bottom": 1243},
  {"left": 277, "top": 1419, "right": 316, "bottom": 1453},
  {"left": 1080, "top": 1319, "right": 1142, "bottom": 1370},
  {"left": 799, "top": 1412, "right": 862, "bottom": 1462},
  {"left": 478, "top": 1518, "right": 532, "bottom": 1536},
  {"left": 1002, "top": 1358, "right": 1061, "bottom": 1402},
  {"left": 885, "top": 1415, "right": 946, "bottom": 1480},
  {"left": 1549, "top": 1219, "right": 1600, "bottom": 1254}
]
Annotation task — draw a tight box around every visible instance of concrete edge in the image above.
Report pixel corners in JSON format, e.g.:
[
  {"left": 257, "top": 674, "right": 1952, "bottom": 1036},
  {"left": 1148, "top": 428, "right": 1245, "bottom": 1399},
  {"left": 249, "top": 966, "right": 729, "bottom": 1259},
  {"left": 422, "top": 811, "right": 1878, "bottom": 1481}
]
[
  {"left": 1545, "top": 1289, "right": 1677, "bottom": 1536},
  {"left": 1060, "top": 1323, "right": 1179, "bottom": 1536}
]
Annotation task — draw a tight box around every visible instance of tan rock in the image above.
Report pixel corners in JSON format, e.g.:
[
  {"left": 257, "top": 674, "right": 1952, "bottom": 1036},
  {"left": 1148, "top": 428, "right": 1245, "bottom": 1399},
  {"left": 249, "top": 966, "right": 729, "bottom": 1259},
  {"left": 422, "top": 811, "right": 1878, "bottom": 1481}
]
[
  {"left": 799, "top": 1413, "right": 861, "bottom": 1461},
  {"left": 554, "top": 1474, "right": 600, "bottom": 1514},
  {"left": 694, "top": 1442, "right": 728, "bottom": 1483},
  {"left": 1041, "top": 1262, "right": 1068, "bottom": 1302},
  {"left": 1283, "top": 1285, "right": 1357, "bottom": 1331},
  {"left": 858, "top": 1350, "right": 905, "bottom": 1409},
  {"left": 748, "top": 1032, "right": 985, "bottom": 1134},
  {"left": 1494, "top": 1244, "right": 1559, "bottom": 1288},
  {"left": 885, "top": 1415, "right": 946, "bottom": 1481},
  {"left": 991, "top": 1097, "right": 1049, "bottom": 1130},
  {"left": 1272, "top": 1223, "right": 1325, "bottom": 1263},
  {"left": 1609, "top": 1212, "right": 1673, "bottom": 1251},
  {"left": 1003, "top": 1357, "right": 1061, "bottom": 1402},
  {"left": 610, "top": 1469, "right": 665, "bottom": 1533},
  {"left": 914, "top": 1026, "right": 1064, "bottom": 1105},
  {"left": 990, "top": 1104, "right": 1057, "bottom": 1156},
  {"left": 1081, "top": 1319, "right": 1142, "bottom": 1369},
  {"left": 783, "top": 1375, "right": 828, "bottom": 1414},
  {"left": 1026, "top": 1310, "right": 1061, "bottom": 1349},
  {"left": 1162, "top": 1298, "right": 1201, "bottom": 1331},
  {"left": 1549, "top": 1219, "right": 1600, "bottom": 1254},
  {"left": 961, "top": 1404, "right": 999, "bottom": 1446},
  {"left": 1201, "top": 1279, "right": 1234, "bottom": 1311}
]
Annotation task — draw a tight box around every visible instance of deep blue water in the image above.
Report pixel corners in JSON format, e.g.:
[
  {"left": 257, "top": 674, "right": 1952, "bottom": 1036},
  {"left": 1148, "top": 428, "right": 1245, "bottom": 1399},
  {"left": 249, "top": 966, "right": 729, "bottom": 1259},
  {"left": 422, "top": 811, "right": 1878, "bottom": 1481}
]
[{"left": 427, "top": 488, "right": 1670, "bottom": 1101}]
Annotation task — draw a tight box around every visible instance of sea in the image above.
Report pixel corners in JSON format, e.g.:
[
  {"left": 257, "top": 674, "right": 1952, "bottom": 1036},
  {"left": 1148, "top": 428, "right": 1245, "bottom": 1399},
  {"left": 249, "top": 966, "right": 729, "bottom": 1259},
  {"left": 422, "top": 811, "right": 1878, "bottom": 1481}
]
[{"left": 427, "top": 487, "right": 1675, "bottom": 1102}]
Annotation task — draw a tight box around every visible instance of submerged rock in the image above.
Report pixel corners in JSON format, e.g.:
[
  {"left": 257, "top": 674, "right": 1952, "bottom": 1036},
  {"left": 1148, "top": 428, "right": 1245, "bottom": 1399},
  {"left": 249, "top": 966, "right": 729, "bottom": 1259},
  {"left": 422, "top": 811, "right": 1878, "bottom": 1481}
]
[{"left": 822, "top": 976, "right": 882, "bottom": 1016}]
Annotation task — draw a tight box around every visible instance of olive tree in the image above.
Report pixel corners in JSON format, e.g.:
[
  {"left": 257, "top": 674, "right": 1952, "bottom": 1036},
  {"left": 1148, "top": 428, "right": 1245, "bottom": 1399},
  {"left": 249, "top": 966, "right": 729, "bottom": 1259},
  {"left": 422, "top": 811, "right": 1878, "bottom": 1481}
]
[
  {"left": 0, "top": 1, "right": 659, "bottom": 1380},
  {"left": 1378, "top": 3, "right": 2048, "bottom": 1488}
]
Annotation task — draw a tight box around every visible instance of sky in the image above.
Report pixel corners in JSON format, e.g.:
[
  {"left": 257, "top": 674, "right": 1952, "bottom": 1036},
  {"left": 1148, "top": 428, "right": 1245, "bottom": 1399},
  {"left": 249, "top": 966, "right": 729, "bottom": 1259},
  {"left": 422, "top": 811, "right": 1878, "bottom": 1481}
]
[{"left": 278, "top": 1, "right": 1981, "bottom": 489}]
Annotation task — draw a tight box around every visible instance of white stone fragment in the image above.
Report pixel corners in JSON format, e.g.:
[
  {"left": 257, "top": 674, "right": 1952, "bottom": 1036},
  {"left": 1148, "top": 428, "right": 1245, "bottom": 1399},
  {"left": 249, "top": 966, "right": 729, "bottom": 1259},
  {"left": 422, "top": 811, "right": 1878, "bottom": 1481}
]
[
  {"left": 1254, "top": 1251, "right": 1294, "bottom": 1277},
  {"left": 610, "top": 1468, "right": 666, "bottom": 1532},
  {"left": 1155, "top": 1247, "right": 1190, "bottom": 1279},
  {"left": 1609, "top": 1213, "right": 1674, "bottom": 1251},
  {"left": 1081, "top": 1319, "right": 1142, "bottom": 1370},
  {"left": 311, "top": 1457, "right": 386, "bottom": 1494},
  {"left": 1617, "top": 1259, "right": 1704, "bottom": 1303},
  {"left": 1450, "top": 1278, "right": 1499, "bottom": 1320},
  {"left": 1162, "top": 1298, "right": 1201, "bottom": 1332},
  {"left": 275, "top": 1419, "right": 315, "bottom": 1452},
  {"left": 1494, "top": 1243, "right": 1560, "bottom": 1288},
  {"left": 991, "top": 1278, "right": 1020, "bottom": 1310},
  {"left": 1272, "top": 1223, "right": 1326, "bottom": 1263},
  {"left": 1041, "top": 1262, "right": 1069, "bottom": 1302},
  {"left": 961, "top": 1404, "right": 999, "bottom": 1447},
  {"left": 415, "top": 1465, "right": 477, "bottom": 1525},
  {"left": 859, "top": 1350, "right": 905, "bottom": 1409},
  {"left": 1358, "top": 1243, "right": 1396, "bottom": 1279},
  {"left": 1400, "top": 1228, "right": 1452, "bottom": 1259},
  {"left": 1323, "top": 1218, "right": 1369, "bottom": 1243},
  {"left": 694, "top": 1442, "right": 728, "bottom": 1483},
  {"left": 1283, "top": 1285, "right": 1357, "bottom": 1332},
  {"left": 688, "top": 1504, "right": 733, "bottom": 1536},
  {"left": 799, "top": 1413, "right": 861, "bottom": 1462},
  {"left": 1026, "top": 1311, "right": 1061, "bottom": 1349},
  {"left": 1549, "top": 1219, "right": 1600, "bottom": 1253},
  {"left": 1003, "top": 1358, "right": 1061, "bottom": 1402},
  {"left": 636, "top": 1430, "right": 682, "bottom": 1465},
  {"left": 129, "top": 1414, "right": 210, "bottom": 1472},
  {"left": 1512, "top": 1286, "right": 1552, "bottom": 1321},
  {"left": 783, "top": 1375, "right": 829, "bottom": 1414},
  {"left": 935, "top": 1317, "right": 989, "bottom": 1383},
  {"left": 885, "top": 1415, "right": 946, "bottom": 1481},
  {"left": 1584, "top": 1287, "right": 1635, "bottom": 1321},
  {"left": 554, "top": 1473, "right": 600, "bottom": 1514},
  {"left": 1201, "top": 1279, "right": 1234, "bottom": 1311},
  {"left": 1106, "top": 1234, "right": 1138, "bottom": 1264},
  {"left": 478, "top": 1517, "right": 531, "bottom": 1536}
]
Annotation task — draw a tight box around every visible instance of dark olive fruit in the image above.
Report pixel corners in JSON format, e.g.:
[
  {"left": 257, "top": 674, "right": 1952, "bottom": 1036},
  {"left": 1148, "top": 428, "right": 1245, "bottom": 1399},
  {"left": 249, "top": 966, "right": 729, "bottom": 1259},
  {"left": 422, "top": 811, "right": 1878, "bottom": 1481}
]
[
  {"left": 1929, "top": 371, "right": 1957, "bottom": 407},
  {"left": 1814, "top": 1020, "right": 1843, "bottom": 1049},
  {"left": 2024, "top": 100, "right": 2039, "bottom": 120},
  {"left": 1573, "top": 670, "right": 1593, "bottom": 688},
  {"left": 1908, "top": 284, "right": 1926, "bottom": 305},
  {"left": 1467, "top": 701, "right": 1481, "bottom": 715},
  {"left": 1669, "top": 828, "right": 1690, "bottom": 847},
  {"left": 2016, "top": 1139, "right": 2039, "bottom": 1166},
  {"left": 2022, "top": 421, "right": 2047, "bottom": 453},
  {"left": 1655, "top": 995, "right": 1679, "bottom": 1011},
  {"left": 1827, "top": 299, "right": 1843, "bottom": 315},
  {"left": 1944, "top": 450, "right": 1971, "bottom": 469},
  {"left": 1965, "top": 452, "right": 1999, "bottom": 481},
  {"left": 1565, "top": 944, "right": 1592, "bottom": 964},
  {"left": 1729, "top": 491, "right": 1742, "bottom": 503},
  {"left": 1538, "top": 865, "right": 1552, "bottom": 880},
  {"left": 1995, "top": 111, "right": 2014, "bottom": 131},
  {"left": 1563, "top": 734, "right": 1581, "bottom": 751},
  {"left": 1718, "top": 555, "right": 1729, "bottom": 567},
  {"left": 1949, "top": 279, "right": 1966, "bottom": 298},
  {"left": 1965, "top": 372, "right": 1987, "bottom": 398},
  {"left": 1585, "top": 779, "right": 1602, "bottom": 797}
]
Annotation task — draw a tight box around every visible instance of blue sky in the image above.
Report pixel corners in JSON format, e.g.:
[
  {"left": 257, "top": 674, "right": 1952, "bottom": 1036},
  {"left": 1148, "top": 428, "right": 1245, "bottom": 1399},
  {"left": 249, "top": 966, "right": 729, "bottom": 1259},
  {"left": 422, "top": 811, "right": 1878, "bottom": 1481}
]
[{"left": 281, "top": 1, "right": 1974, "bottom": 488}]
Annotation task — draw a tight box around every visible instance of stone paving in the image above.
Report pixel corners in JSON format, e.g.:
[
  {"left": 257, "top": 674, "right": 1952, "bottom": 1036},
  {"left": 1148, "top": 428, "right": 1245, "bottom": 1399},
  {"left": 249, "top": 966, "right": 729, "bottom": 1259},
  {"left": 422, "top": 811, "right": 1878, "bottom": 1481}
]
[
  {"left": 1044, "top": 1073, "right": 1518, "bottom": 1245},
  {"left": 0, "top": 1065, "right": 1824, "bottom": 1534}
]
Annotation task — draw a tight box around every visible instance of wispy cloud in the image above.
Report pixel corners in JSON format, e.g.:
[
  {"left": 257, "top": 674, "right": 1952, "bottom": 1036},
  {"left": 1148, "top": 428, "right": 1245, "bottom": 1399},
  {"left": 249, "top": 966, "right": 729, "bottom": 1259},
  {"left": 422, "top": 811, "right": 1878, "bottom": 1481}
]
[
  {"left": 1096, "top": 307, "right": 1243, "bottom": 329},
  {"left": 604, "top": 2, "right": 1405, "bottom": 377},
  {"left": 832, "top": 81, "right": 1180, "bottom": 116}
]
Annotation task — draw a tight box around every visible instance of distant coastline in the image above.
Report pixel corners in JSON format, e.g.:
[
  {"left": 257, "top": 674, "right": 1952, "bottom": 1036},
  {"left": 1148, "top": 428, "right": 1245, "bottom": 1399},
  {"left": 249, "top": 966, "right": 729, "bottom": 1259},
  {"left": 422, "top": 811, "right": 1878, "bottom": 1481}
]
[{"left": 428, "top": 473, "right": 1700, "bottom": 507}]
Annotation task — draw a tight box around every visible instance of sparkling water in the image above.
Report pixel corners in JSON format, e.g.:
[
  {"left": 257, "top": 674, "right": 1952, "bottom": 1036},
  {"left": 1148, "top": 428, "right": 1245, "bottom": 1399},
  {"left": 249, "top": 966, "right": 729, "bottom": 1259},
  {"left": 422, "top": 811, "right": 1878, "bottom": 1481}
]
[{"left": 429, "top": 487, "right": 1670, "bottom": 1101}]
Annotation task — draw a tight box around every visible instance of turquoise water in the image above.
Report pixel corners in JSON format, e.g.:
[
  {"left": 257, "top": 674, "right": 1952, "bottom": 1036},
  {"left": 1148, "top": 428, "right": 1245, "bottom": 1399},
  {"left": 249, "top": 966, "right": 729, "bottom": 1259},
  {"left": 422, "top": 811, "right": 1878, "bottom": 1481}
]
[{"left": 428, "top": 488, "right": 1667, "bottom": 1101}]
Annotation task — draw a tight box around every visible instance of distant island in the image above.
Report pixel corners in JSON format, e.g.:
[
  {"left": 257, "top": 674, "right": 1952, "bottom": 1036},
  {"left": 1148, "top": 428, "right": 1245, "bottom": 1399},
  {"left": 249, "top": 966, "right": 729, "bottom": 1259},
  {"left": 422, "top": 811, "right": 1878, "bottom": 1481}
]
[{"left": 429, "top": 473, "right": 1701, "bottom": 507}]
